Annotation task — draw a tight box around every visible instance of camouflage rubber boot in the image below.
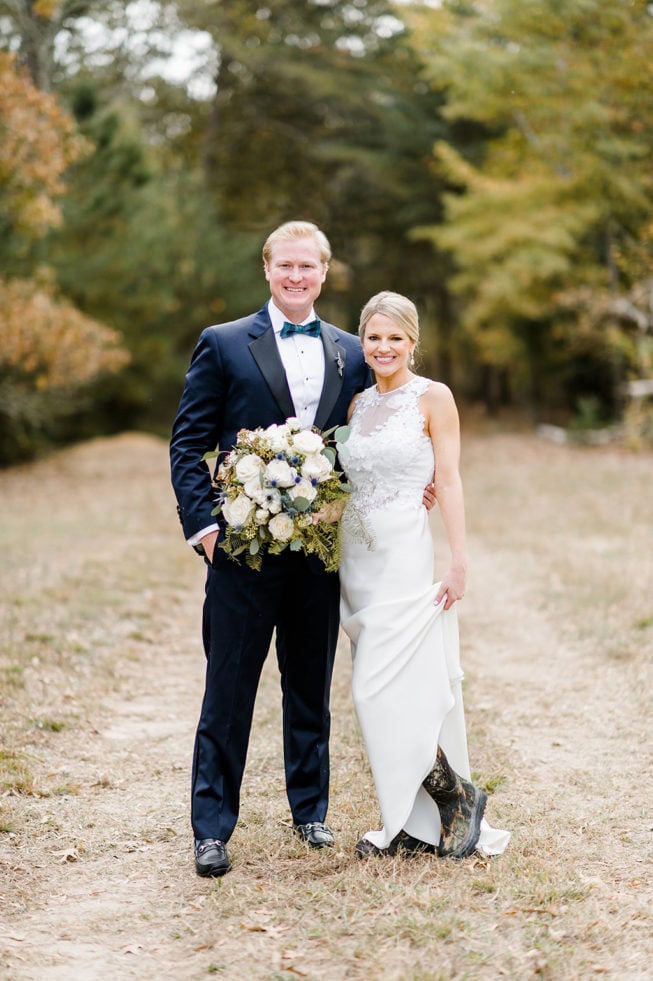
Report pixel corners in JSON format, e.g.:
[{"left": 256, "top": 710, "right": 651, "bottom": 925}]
[
  {"left": 422, "top": 746, "right": 487, "bottom": 859},
  {"left": 354, "top": 830, "right": 436, "bottom": 860}
]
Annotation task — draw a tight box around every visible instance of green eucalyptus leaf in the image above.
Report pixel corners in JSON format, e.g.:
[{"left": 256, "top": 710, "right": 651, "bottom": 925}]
[
  {"left": 334, "top": 425, "right": 350, "bottom": 443},
  {"left": 289, "top": 539, "right": 302, "bottom": 551},
  {"left": 322, "top": 446, "right": 336, "bottom": 466},
  {"left": 292, "top": 496, "right": 311, "bottom": 512}
]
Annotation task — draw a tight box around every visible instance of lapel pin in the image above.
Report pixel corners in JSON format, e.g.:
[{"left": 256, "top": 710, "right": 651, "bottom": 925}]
[{"left": 335, "top": 352, "right": 344, "bottom": 378}]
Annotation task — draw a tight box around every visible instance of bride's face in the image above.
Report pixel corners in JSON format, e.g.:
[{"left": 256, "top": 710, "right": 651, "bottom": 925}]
[{"left": 362, "top": 313, "right": 415, "bottom": 381}]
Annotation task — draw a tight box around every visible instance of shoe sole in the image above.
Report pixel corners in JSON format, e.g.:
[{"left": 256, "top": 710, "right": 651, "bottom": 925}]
[
  {"left": 439, "top": 788, "right": 487, "bottom": 859},
  {"left": 354, "top": 840, "right": 383, "bottom": 859},
  {"left": 195, "top": 860, "right": 232, "bottom": 878}
]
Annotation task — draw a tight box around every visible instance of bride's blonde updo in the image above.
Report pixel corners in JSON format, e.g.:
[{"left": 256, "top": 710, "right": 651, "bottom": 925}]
[{"left": 358, "top": 291, "right": 420, "bottom": 345}]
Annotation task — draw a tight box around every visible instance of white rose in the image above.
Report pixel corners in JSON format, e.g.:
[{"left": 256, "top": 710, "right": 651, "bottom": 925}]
[
  {"left": 265, "top": 458, "right": 296, "bottom": 488},
  {"left": 291, "top": 430, "right": 324, "bottom": 455},
  {"left": 262, "top": 488, "right": 282, "bottom": 513},
  {"left": 286, "top": 416, "right": 301, "bottom": 432},
  {"left": 235, "top": 453, "right": 264, "bottom": 483},
  {"left": 262, "top": 424, "right": 291, "bottom": 453},
  {"left": 301, "top": 452, "right": 333, "bottom": 483},
  {"left": 243, "top": 476, "right": 266, "bottom": 505},
  {"left": 268, "top": 512, "right": 295, "bottom": 542},
  {"left": 222, "top": 493, "right": 255, "bottom": 528},
  {"left": 254, "top": 508, "right": 269, "bottom": 525},
  {"left": 288, "top": 478, "right": 318, "bottom": 503}
]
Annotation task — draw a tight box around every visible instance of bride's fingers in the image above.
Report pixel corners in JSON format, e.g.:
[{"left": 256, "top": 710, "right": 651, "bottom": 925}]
[{"left": 435, "top": 589, "right": 465, "bottom": 608}]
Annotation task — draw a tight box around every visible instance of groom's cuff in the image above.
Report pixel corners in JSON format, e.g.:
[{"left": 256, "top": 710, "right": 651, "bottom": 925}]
[{"left": 188, "top": 523, "right": 219, "bottom": 555}]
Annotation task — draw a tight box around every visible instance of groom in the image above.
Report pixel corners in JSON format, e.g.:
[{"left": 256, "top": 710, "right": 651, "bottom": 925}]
[{"left": 170, "top": 220, "right": 369, "bottom": 877}]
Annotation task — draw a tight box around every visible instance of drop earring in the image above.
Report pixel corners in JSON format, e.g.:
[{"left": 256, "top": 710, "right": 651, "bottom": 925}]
[{"left": 409, "top": 351, "right": 415, "bottom": 368}]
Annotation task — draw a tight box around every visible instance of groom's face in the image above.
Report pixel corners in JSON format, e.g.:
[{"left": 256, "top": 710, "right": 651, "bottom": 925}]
[{"left": 264, "top": 237, "right": 328, "bottom": 323}]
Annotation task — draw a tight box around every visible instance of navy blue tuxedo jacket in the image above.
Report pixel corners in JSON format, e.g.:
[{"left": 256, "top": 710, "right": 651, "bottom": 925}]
[{"left": 170, "top": 304, "right": 369, "bottom": 541}]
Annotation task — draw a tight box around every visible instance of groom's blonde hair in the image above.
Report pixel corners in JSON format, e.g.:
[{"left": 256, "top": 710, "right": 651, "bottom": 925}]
[
  {"left": 358, "top": 291, "right": 419, "bottom": 344},
  {"left": 262, "top": 221, "right": 331, "bottom": 266}
]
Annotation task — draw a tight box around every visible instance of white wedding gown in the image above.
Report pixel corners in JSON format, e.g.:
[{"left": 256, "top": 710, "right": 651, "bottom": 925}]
[{"left": 339, "top": 376, "right": 509, "bottom": 855}]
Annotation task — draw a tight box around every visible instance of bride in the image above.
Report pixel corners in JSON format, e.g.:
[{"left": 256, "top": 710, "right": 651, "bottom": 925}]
[{"left": 337, "top": 291, "right": 509, "bottom": 859}]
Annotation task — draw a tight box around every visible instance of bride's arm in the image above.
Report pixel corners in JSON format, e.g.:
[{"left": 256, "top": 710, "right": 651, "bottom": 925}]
[
  {"left": 347, "top": 392, "right": 362, "bottom": 422},
  {"left": 422, "top": 382, "right": 466, "bottom": 611}
]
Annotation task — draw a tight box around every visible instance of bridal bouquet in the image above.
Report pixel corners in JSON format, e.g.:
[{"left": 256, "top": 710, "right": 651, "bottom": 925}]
[{"left": 205, "top": 418, "right": 351, "bottom": 572}]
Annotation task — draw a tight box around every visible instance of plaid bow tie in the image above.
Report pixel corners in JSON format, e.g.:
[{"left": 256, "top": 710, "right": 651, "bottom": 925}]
[{"left": 280, "top": 319, "right": 321, "bottom": 339}]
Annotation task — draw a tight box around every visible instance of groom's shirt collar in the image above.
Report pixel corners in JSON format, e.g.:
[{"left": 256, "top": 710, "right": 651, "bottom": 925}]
[{"left": 268, "top": 299, "right": 318, "bottom": 334}]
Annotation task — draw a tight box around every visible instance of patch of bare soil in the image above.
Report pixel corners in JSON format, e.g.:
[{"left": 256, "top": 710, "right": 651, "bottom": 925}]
[{"left": 0, "top": 432, "right": 651, "bottom": 980}]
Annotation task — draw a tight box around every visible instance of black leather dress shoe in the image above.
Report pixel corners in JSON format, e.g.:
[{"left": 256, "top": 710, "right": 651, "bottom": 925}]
[
  {"left": 194, "top": 838, "right": 231, "bottom": 877},
  {"left": 293, "top": 822, "right": 335, "bottom": 848}
]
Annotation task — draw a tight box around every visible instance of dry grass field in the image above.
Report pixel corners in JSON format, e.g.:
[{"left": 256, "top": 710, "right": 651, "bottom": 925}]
[{"left": 0, "top": 429, "right": 651, "bottom": 980}]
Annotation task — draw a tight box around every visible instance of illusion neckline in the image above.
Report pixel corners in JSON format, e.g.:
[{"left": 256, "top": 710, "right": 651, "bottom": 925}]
[{"left": 373, "top": 374, "right": 422, "bottom": 397}]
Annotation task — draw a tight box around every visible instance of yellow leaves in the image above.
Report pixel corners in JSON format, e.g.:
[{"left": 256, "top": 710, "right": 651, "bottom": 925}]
[
  {"left": 0, "top": 52, "right": 91, "bottom": 240},
  {"left": 0, "top": 277, "right": 130, "bottom": 392},
  {"left": 33, "top": 0, "right": 62, "bottom": 17},
  {"left": 17, "top": 192, "right": 64, "bottom": 232}
]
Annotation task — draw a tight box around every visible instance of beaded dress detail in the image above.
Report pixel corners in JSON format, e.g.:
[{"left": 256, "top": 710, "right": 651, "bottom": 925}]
[
  {"left": 339, "top": 376, "right": 509, "bottom": 855},
  {"left": 343, "top": 376, "right": 433, "bottom": 518}
]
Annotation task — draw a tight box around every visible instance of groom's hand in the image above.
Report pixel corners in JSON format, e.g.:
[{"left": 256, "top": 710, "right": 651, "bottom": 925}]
[
  {"left": 200, "top": 530, "right": 219, "bottom": 563},
  {"left": 312, "top": 499, "right": 346, "bottom": 524},
  {"left": 422, "top": 481, "right": 436, "bottom": 511}
]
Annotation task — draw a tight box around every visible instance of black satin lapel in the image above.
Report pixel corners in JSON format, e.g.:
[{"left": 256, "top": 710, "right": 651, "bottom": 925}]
[
  {"left": 248, "top": 328, "right": 296, "bottom": 419},
  {"left": 314, "top": 328, "right": 345, "bottom": 431}
]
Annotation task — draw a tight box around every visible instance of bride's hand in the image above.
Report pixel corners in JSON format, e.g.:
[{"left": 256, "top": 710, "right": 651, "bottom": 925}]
[
  {"left": 434, "top": 566, "right": 466, "bottom": 610},
  {"left": 312, "top": 499, "right": 346, "bottom": 524}
]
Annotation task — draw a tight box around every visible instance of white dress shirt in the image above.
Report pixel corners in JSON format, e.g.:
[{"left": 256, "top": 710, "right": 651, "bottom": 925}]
[
  {"left": 188, "top": 300, "right": 326, "bottom": 546},
  {"left": 268, "top": 299, "right": 325, "bottom": 429}
]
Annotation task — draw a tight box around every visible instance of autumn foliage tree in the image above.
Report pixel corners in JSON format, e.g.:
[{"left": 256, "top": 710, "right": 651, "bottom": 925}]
[{"left": 0, "top": 52, "right": 129, "bottom": 462}]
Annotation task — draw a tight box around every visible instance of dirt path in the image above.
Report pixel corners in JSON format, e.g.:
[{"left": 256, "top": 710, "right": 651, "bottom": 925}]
[{"left": 0, "top": 432, "right": 651, "bottom": 980}]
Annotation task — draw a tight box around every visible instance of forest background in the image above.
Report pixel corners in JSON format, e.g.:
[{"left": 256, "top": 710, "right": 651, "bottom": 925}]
[{"left": 1, "top": 0, "right": 653, "bottom": 464}]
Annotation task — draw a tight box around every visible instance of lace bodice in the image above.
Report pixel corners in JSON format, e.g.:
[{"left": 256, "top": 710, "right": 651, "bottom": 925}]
[{"left": 343, "top": 376, "right": 434, "bottom": 516}]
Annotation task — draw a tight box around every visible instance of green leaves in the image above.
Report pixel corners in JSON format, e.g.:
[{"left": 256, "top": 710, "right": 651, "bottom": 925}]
[
  {"left": 321, "top": 446, "right": 336, "bottom": 467},
  {"left": 334, "top": 424, "right": 351, "bottom": 462}
]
